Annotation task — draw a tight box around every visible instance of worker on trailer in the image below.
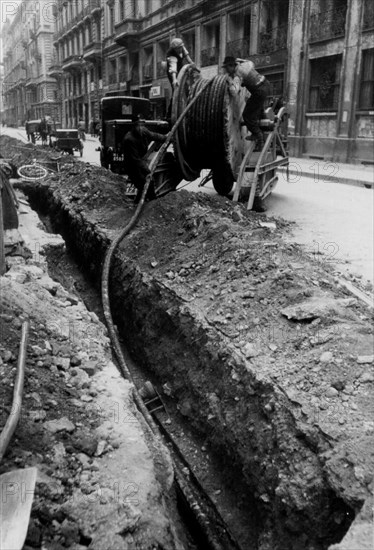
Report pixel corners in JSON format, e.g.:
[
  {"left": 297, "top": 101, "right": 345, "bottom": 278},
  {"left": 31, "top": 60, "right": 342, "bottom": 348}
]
[
  {"left": 122, "top": 115, "right": 167, "bottom": 204},
  {"left": 166, "top": 38, "right": 196, "bottom": 121},
  {"left": 222, "top": 56, "right": 271, "bottom": 151}
]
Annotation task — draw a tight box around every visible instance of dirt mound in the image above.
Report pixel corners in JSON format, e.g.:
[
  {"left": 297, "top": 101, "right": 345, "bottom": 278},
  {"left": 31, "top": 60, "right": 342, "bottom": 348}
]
[{"left": 2, "top": 135, "right": 373, "bottom": 550}]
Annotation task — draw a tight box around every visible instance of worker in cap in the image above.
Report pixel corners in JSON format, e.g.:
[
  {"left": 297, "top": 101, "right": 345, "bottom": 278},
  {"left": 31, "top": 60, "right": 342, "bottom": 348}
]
[
  {"left": 166, "top": 37, "right": 198, "bottom": 122},
  {"left": 222, "top": 55, "right": 270, "bottom": 151},
  {"left": 166, "top": 38, "right": 195, "bottom": 90},
  {"left": 121, "top": 115, "right": 167, "bottom": 204}
]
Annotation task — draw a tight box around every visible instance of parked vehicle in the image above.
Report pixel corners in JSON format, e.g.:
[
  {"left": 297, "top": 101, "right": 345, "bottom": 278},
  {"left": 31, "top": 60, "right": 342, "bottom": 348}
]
[{"left": 52, "top": 129, "right": 84, "bottom": 156}]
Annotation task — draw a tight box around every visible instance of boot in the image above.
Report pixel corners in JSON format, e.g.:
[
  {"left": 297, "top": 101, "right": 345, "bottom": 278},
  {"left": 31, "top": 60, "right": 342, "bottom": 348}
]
[{"left": 254, "top": 139, "right": 264, "bottom": 152}]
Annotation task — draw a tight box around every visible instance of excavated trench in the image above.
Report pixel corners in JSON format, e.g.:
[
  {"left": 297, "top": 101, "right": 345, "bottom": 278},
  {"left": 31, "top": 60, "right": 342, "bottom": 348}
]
[{"left": 4, "top": 138, "right": 373, "bottom": 550}]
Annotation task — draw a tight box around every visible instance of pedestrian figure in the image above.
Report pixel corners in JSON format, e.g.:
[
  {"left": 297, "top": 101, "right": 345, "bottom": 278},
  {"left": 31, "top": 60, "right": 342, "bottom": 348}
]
[
  {"left": 94, "top": 120, "right": 100, "bottom": 138},
  {"left": 25, "top": 120, "right": 30, "bottom": 141},
  {"left": 122, "top": 115, "right": 167, "bottom": 204},
  {"left": 78, "top": 120, "right": 86, "bottom": 141},
  {"left": 222, "top": 56, "right": 270, "bottom": 151},
  {"left": 39, "top": 117, "right": 48, "bottom": 146}
]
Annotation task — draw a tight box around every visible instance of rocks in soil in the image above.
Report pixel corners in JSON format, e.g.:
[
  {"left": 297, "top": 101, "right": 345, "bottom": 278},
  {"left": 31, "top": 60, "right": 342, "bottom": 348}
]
[
  {"left": 357, "top": 355, "right": 374, "bottom": 364},
  {"left": 44, "top": 417, "right": 75, "bottom": 434}
]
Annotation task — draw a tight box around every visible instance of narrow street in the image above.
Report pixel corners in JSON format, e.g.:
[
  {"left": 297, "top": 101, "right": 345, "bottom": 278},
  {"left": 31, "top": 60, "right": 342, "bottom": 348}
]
[{"left": 2, "top": 125, "right": 373, "bottom": 287}]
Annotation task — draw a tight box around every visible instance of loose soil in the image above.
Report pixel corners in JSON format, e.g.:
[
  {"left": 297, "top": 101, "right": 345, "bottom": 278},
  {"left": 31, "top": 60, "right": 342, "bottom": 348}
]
[{"left": 1, "top": 136, "right": 373, "bottom": 550}]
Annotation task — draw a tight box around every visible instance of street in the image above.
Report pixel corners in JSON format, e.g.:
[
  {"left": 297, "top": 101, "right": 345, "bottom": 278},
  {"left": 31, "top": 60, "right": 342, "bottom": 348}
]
[{"left": 2, "top": 125, "right": 373, "bottom": 286}]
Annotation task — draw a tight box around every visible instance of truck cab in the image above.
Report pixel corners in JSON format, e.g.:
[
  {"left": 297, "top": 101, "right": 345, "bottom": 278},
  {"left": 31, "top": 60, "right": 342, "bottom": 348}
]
[{"left": 99, "top": 93, "right": 169, "bottom": 173}]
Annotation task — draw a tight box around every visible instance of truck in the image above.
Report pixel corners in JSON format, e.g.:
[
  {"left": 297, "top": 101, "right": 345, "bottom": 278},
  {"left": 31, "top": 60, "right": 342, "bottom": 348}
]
[{"left": 99, "top": 92, "right": 183, "bottom": 198}]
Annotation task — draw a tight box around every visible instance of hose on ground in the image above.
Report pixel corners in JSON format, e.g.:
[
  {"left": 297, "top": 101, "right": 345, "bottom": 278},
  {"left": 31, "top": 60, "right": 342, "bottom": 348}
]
[{"left": 0, "top": 320, "right": 29, "bottom": 462}]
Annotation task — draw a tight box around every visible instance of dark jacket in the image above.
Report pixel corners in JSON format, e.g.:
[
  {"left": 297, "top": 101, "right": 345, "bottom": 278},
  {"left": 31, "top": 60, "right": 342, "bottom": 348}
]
[{"left": 122, "top": 126, "right": 166, "bottom": 171}]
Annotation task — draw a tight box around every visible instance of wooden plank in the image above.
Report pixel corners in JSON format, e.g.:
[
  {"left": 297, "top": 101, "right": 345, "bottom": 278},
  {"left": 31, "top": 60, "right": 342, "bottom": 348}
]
[
  {"left": 258, "top": 175, "right": 278, "bottom": 198},
  {"left": 338, "top": 279, "right": 374, "bottom": 309},
  {"left": 258, "top": 157, "right": 289, "bottom": 174}
]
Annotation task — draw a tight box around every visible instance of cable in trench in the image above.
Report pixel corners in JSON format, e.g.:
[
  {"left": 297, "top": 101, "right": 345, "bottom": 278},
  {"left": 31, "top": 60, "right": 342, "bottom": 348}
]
[
  {"left": 101, "top": 75, "right": 214, "bottom": 429},
  {"left": 100, "top": 77, "right": 243, "bottom": 549}
]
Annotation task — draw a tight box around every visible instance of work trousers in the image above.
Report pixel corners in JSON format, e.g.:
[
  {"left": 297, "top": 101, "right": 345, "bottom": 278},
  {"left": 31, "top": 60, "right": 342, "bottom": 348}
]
[
  {"left": 127, "top": 161, "right": 156, "bottom": 203},
  {"left": 242, "top": 79, "right": 271, "bottom": 140}
]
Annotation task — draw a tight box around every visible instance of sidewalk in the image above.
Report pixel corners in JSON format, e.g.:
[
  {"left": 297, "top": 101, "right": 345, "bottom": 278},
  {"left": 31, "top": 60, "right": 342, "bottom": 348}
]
[{"left": 279, "top": 156, "right": 374, "bottom": 188}]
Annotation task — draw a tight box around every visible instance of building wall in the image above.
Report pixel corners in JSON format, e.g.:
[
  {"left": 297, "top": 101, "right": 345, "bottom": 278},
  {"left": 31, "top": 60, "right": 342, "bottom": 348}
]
[
  {"left": 288, "top": 0, "right": 374, "bottom": 163},
  {"left": 2, "top": 0, "right": 373, "bottom": 162},
  {"left": 53, "top": 0, "right": 103, "bottom": 129},
  {"left": 2, "top": 0, "right": 58, "bottom": 125}
]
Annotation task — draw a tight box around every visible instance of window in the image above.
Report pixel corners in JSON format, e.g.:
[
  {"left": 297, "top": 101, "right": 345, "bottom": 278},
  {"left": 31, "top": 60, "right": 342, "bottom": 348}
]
[
  {"left": 201, "top": 22, "right": 220, "bottom": 67},
  {"left": 363, "top": 0, "right": 374, "bottom": 30},
  {"left": 359, "top": 49, "right": 374, "bottom": 110},
  {"left": 263, "top": 72, "right": 284, "bottom": 106},
  {"left": 309, "top": 55, "right": 342, "bottom": 111},
  {"left": 119, "top": 0, "right": 125, "bottom": 21},
  {"left": 309, "top": 0, "right": 347, "bottom": 42},
  {"left": 109, "top": 7, "right": 114, "bottom": 35}
]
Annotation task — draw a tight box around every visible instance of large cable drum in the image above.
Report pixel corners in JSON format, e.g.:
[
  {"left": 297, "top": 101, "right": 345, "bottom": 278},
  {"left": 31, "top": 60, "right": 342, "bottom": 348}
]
[{"left": 171, "top": 64, "right": 249, "bottom": 195}]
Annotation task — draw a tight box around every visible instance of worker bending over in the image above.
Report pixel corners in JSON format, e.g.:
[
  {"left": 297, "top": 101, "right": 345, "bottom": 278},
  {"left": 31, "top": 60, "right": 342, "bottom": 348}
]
[
  {"left": 122, "top": 115, "right": 167, "bottom": 204},
  {"left": 222, "top": 56, "right": 270, "bottom": 150}
]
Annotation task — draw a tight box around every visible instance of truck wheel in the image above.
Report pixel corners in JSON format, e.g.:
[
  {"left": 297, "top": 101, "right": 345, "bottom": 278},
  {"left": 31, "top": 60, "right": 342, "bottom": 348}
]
[{"left": 212, "top": 165, "right": 234, "bottom": 196}]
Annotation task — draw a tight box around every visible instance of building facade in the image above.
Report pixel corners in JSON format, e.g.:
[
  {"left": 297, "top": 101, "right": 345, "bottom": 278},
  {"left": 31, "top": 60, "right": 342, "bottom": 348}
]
[
  {"left": 2, "top": 0, "right": 59, "bottom": 125},
  {"left": 2, "top": 0, "right": 373, "bottom": 163},
  {"left": 51, "top": 0, "right": 103, "bottom": 130},
  {"left": 287, "top": 0, "right": 374, "bottom": 163}
]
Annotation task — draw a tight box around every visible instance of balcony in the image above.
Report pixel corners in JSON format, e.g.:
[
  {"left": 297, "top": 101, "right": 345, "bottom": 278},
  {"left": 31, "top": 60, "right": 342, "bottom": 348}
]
[
  {"left": 83, "top": 41, "right": 102, "bottom": 62},
  {"left": 309, "top": 7, "right": 347, "bottom": 43},
  {"left": 62, "top": 55, "right": 83, "bottom": 72},
  {"left": 226, "top": 37, "right": 251, "bottom": 59},
  {"left": 49, "top": 63, "right": 63, "bottom": 77},
  {"left": 114, "top": 19, "right": 143, "bottom": 47},
  {"left": 201, "top": 46, "right": 219, "bottom": 67},
  {"left": 25, "top": 78, "right": 38, "bottom": 88},
  {"left": 82, "top": 0, "right": 101, "bottom": 18},
  {"left": 258, "top": 24, "right": 287, "bottom": 54}
]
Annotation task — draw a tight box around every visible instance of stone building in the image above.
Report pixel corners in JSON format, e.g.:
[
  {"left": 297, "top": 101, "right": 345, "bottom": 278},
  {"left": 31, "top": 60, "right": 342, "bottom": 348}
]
[
  {"left": 51, "top": 0, "right": 103, "bottom": 130},
  {"left": 2, "top": 0, "right": 373, "bottom": 163},
  {"left": 287, "top": 0, "right": 374, "bottom": 163},
  {"left": 2, "top": 0, "right": 59, "bottom": 125},
  {"left": 50, "top": 0, "right": 289, "bottom": 130}
]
